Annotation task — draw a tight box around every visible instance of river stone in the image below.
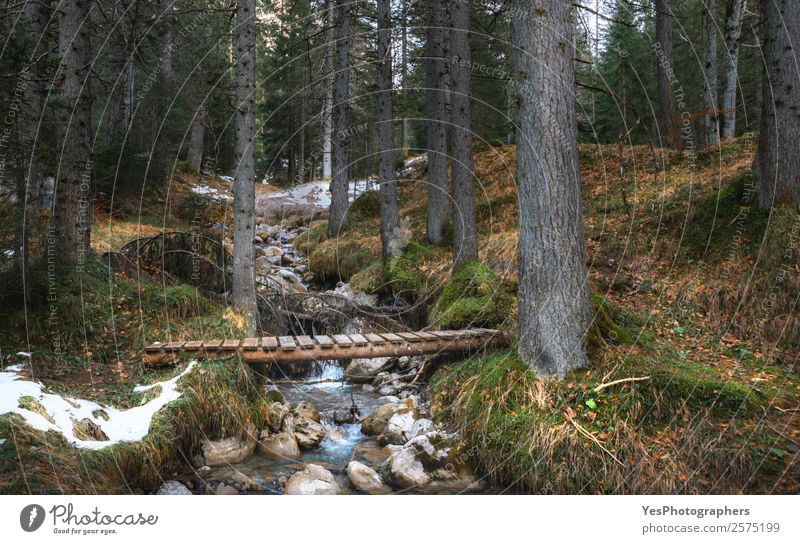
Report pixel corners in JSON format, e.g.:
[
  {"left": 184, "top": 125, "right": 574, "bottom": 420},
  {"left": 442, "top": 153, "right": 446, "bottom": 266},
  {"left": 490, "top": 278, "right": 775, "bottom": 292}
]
[
  {"left": 215, "top": 483, "right": 239, "bottom": 495},
  {"left": 257, "top": 431, "right": 300, "bottom": 459},
  {"left": 284, "top": 464, "right": 339, "bottom": 495},
  {"left": 201, "top": 426, "right": 257, "bottom": 466},
  {"left": 346, "top": 461, "right": 390, "bottom": 495},
  {"left": 345, "top": 357, "right": 394, "bottom": 383},
  {"left": 384, "top": 446, "right": 430, "bottom": 489},
  {"left": 263, "top": 246, "right": 283, "bottom": 257},
  {"left": 292, "top": 415, "right": 326, "bottom": 449},
  {"left": 361, "top": 400, "right": 416, "bottom": 437},
  {"left": 294, "top": 401, "right": 321, "bottom": 422},
  {"left": 384, "top": 410, "right": 416, "bottom": 445},
  {"left": 157, "top": 481, "right": 193, "bottom": 495}
]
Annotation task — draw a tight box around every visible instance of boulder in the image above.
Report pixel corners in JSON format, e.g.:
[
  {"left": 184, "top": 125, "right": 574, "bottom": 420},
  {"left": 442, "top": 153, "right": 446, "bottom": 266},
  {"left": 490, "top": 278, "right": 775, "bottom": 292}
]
[
  {"left": 292, "top": 415, "right": 326, "bottom": 449},
  {"left": 384, "top": 410, "right": 416, "bottom": 445},
  {"left": 263, "top": 246, "right": 284, "bottom": 257},
  {"left": 346, "top": 461, "right": 390, "bottom": 495},
  {"left": 294, "top": 401, "right": 321, "bottom": 423},
  {"left": 384, "top": 446, "right": 430, "bottom": 489},
  {"left": 360, "top": 400, "right": 416, "bottom": 437},
  {"left": 157, "top": 481, "right": 193, "bottom": 495},
  {"left": 345, "top": 357, "right": 394, "bottom": 383},
  {"left": 410, "top": 418, "right": 435, "bottom": 439},
  {"left": 201, "top": 427, "right": 257, "bottom": 466},
  {"left": 257, "top": 431, "right": 300, "bottom": 459},
  {"left": 215, "top": 483, "right": 239, "bottom": 495},
  {"left": 284, "top": 464, "right": 339, "bottom": 495}
]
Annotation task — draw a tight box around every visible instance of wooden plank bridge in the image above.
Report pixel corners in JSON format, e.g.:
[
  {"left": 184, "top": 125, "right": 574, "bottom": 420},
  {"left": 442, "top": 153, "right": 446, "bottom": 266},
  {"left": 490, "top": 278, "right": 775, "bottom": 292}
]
[{"left": 144, "top": 328, "right": 504, "bottom": 366}]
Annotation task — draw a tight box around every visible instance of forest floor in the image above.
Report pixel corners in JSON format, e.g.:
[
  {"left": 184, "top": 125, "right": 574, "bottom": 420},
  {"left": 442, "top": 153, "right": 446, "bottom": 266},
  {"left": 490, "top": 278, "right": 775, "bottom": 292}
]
[{"left": 0, "top": 138, "right": 797, "bottom": 494}]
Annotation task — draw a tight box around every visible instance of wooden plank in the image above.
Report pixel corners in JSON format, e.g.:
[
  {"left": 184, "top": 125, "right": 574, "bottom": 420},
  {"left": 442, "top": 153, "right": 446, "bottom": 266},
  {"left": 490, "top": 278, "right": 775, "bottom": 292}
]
[
  {"left": 332, "top": 334, "right": 353, "bottom": 347},
  {"left": 279, "top": 336, "right": 296, "bottom": 351},
  {"left": 203, "top": 340, "right": 223, "bottom": 351},
  {"left": 364, "top": 333, "right": 386, "bottom": 344},
  {"left": 397, "top": 332, "right": 423, "bottom": 342},
  {"left": 348, "top": 333, "right": 368, "bottom": 346},
  {"left": 241, "top": 338, "right": 259, "bottom": 350},
  {"left": 183, "top": 340, "right": 204, "bottom": 351},
  {"left": 261, "top": 337, "right": 278, "bottom": 351},
  {"left": 296, "top": 335, "right": 315, "bottom": 349},
  {"left": 164, "top": 341, "right": 186, "bottom": 352},
  {"left": 145, "top": 342, "right": 164, "bottom": 353},
  {"left": 414, "top": 331, "right": 438, "bottom": 342},
  {"left": 381, "top": 332, "right": 404, "bottom": 344},
  {"left": 221, "top": 339, "right": 240, "bottom": 351},
  {"left": 315, "top": 335, "right": 335, "bottom": 348}
]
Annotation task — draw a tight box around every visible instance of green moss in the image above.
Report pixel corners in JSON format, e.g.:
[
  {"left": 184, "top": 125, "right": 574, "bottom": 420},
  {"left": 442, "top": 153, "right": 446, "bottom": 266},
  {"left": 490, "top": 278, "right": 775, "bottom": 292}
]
[
  {"left": 293, "top": 222, "right": 328, "bottom": 254},
  {"left": 162, "top": 284, "right": 214, "bottom": 318},
  {"left": 585, "top": 294, "right": 640, "bottom": 360},
  {"left": 308, "top": 241, "right": 376, "bottom": 282},
  {"left": 384, "top": 241, "right": 437, "bottom": 301},
  {"left": 345, "top": 190, "right": 380, "bottom": 225},
  {"left": 429, "top": 260, "right": 512, "bottom": 329},
  {"left": 349, "top": 262, "right": 386, "bottom": 294}
]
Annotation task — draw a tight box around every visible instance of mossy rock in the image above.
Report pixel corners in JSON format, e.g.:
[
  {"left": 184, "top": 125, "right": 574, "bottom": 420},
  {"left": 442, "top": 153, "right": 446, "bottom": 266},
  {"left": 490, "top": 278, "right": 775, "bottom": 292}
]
[
  {"left": 308, "top": 241, "right": 376, "bottom": 282},
  {"left": 350, "top": 262, "right": 386, "bottom": 294},
  {"left": 429, "top": 260, "right": 512, "bottom": 329},
  {"left": 346, "top": 190, "right": 380, "bottom": 224},
  {"left": 384, "top": 241, "right": 435, "bottom": 301},
  {"left": 584, "top": 294, "right": 640, "bottom": 360}
]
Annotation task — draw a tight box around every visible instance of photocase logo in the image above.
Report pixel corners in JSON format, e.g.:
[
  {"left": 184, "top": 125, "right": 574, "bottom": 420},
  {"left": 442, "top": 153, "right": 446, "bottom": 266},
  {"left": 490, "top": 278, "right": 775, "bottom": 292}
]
[{"left": 20, "top": 504, "right": 45, "bottom": 532}]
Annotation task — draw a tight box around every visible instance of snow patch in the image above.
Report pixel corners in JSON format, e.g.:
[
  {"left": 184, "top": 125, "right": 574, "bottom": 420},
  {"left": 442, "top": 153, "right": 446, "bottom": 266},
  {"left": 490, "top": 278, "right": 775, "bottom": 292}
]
[
  {"left": 261, "top": 179, "right": 375, "bottom": 209},
  {"left": 0, "top": 362, "right": 196, "bottom": 450}
]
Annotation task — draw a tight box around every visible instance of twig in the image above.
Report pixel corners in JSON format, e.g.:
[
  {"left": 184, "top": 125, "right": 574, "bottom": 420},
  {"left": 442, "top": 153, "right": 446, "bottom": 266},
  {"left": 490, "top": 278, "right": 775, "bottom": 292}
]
[
  {"left": 593, "top": 376, "right": 651, "bottom": 393},
  {"left": 566, "top": 415, "right": 624, "bottom": 467}
]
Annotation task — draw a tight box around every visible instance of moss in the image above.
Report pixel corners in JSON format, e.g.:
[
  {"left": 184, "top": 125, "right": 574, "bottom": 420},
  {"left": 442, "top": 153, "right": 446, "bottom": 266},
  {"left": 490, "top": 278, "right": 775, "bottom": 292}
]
[
  {"left": 429, "top": 260, "right": 512, "bottom": 329},
  {"left": 345, "top": 190, "right": 380, "bottom": 225},
  {"left": 162, "top": 284, "right": 214, "bottom": 318},
  {"left": 308, "top": 241, "right": 376, "bottom": 282},
  {"left": 349, "top": 262, "right": 386, "bottom": 294},
  {"left": 293, "top": 221, "right": 328, "bottom": 254},
  {"left": 384, "top": 241, "right": 437, "bottom": 301},
  {"left": 585, "top": 294, "right": 639, "bottom": 360}
]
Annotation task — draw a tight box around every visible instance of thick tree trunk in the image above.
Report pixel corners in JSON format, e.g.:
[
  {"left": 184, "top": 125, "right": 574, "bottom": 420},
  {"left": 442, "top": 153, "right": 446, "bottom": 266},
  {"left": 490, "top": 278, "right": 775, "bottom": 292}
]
[
  {"left": 232, "top": 0, "right": 258, "bottom": 332},
  {"left": 702, "top": 0, "right": 719, "bottom": 147},
  {"left": 400, "top": 0, "right": 409, "bottom": 159},
  {"left": 106, "top": 0, "right": 134, "bottom": 145},
  {"left": 151, "top": 0, "right": 175, "bottom": 187},
  {"left": 757, "top": 0, "right": 800, "bottom": 209},
  {"left": 449, "top": 0, "right": 478, "bottom": 267},
  {"left": 322, "top": 0, "right": 334, "bottom": 181},
  {"left": 377, "top": 0, "right": 403, "bottom": 259},
  {"left": 512, "top": 0, "right": 592, "bottom": 378},
  {"left": 655, "top": 0, "right": 680, "bottom": 148},
  {"left": 720, "top": 0, "right": 745, "bottom": 140},
  {"left": 328, "top": 0, "right": 351, "bottom": 238},
  {"left": 55, "top": 0, "right": 93, "bottom": 268},
  {"left": 188, "top": 106, "right": 206, "bottom": 174},
  {"left": 426, "top": 1, "right": 451, "bottom": 245}
]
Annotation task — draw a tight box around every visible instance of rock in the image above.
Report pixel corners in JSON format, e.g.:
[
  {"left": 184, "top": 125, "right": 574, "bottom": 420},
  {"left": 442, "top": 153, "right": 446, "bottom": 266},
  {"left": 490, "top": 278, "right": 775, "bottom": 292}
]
[
  {"left": 231, "top": 470, "right": 261, "bottom": 491},
  {"left": 410, "top": 418, "right": 435, "bottom": 439},
  {"left": 157, "top": 481, "right": 193, "bottom": 495},
  {"left": 384, "top": 446, "right": 430, "bottom": 489},
  {"left": 284, "top": 464, "right": 339, "bottom": 495},
  {"left": 333, "top": 410, "right": 357, "bottom": 424},
  {"left": 326, "top": 427, "right": 345, "bottom": 442},
  {"left": 384, "top": 410, "right": 416, "bottom": 445},
  {"left": 197, "top": 466, "right": 212, "bottom": 477},
  {"left": 361, "top": 400, "right": 416, "bottom": 437},
  {"left": 378, "top": 385, "right": 397, "bottom": 397},
  {"left": 263, "top": 246, "right": 283, "bottom": 257},
  {"left": 265, "top": 402, "right": 290, "bottom": 432},
  {"left": 257, "top": 431, "right": 301, "bottom": 459},
  {"left": 191, "top": 454, "right": 205, "bottom": 468},
  {"left": 378, "top": 395, "right": 400, "bottom": 404},
  {"left": 292, "top": 415, "right": 326, "bottom": 449},
  {"left": 201, "top": 426, "right": 257, "bottom": 466},
  {"left": 294, "top": 401, "right": 321, "bottom": 423},
  {"left": 215, "top": 483, "right": 239, "bottom": 495},
  {"left": 346, "top": 461, "right": 390, "bottom": 494},
  {"left": 254, "top": 235, "right": 263, "bottom": 244},
  {"left": 345, "top": 357, "right": 394, "bottom": 383},
  {"left": 264, "top": 385, "right": 285, "bottom": 404}
]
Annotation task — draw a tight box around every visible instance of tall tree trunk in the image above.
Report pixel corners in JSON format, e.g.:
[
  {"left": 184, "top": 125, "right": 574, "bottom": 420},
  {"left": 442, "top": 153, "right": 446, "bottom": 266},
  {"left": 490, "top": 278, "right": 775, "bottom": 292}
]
[
  {"left": 188, "top": 105, "right": 206, "bottom": 174},
  {"left": 151, "top": 0, "right": 175, "bottom": 187},
  {"left": 328, "top": 0, "right": 351, "bottom": 238},
  {"left": 757, "top": 0, "right": 800, "bottom": 209},
  {"left": 106, "top": 0, "right": 134, "bottom": 145},
  {"left": 449, "top": 0, "right": 478, "bottom": 267},
  {"left": 720, "top": 0, "right": 745, "bottom": 140},
  {"left": 322, "top": 0, "right": 334, "bottom": 181},
  {"left": 400, "top": 0, "right": 409, "bottom": 159},
  {"left": 655, "top": 0, "right": 680, "bottom": 148},
  {"left": 55, "top": 0, "right": 93, "bottom": 268},
  {"left": 377, "top": 0, "right": 403, "bottom": 259},
  {"left": 512, "top": 0, "right": 591, "bottom": 378},
  {"left": 232, "top": 0, "right": 258, "bottom": 332},
  {"left": 425, "top": 0, "right": 450, "bottom": 245},
  {"left": 702, "top": 0, "right": 719, "bottom": 147}
]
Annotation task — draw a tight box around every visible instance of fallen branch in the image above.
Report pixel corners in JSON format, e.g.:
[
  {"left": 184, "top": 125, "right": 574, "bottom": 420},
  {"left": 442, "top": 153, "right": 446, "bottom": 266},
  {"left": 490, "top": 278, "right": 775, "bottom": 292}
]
[
  {"left": 593, "top": 376, "right": 651, "bottom": 393},
  {"left": 566, "top": 414, "right": 624, "bottom": 467},
  {"left": 270, "top": 378, "right": 342, "bottom": 385}
]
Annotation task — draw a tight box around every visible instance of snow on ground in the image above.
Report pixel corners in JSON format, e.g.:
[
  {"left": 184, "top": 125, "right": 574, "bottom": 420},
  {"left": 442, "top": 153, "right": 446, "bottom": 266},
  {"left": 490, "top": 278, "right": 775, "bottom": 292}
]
[
  {"left": 262, "top": 179, "right": 374, "bottom": 209},
  {"left": 191, "top": 184, "right": 232, "bottom": 202},
  {"left": 0, "top": 362, "right": 196, "bottom": 450}
]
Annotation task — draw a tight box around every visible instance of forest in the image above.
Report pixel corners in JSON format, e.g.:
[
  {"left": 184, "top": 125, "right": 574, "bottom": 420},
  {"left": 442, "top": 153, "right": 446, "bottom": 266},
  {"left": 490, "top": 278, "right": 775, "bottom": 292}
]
[{"left": 0, "top": 0, "right": 798, "bottom": 497}]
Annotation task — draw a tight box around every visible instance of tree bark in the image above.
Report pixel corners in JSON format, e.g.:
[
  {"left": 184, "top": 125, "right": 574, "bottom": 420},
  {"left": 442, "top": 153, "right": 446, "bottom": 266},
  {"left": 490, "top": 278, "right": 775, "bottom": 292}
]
[
  {"left": 55, "top": 0, "right": 93, "bottom": 268},
  {"left": 400, "top": 0, "right": 409, "bottom": 159},
  {"left": 232, "top": 0, "right": 258, "bottom": 332},
  {"left": 449, "top": 0, "right": 478, "bottom": 267},
  {"left": 425, "top": 0, "right": 450, "bottom": 245},
  {"left": 655, "top": 0, "right": 680, "bottom": 148},
  {"left": 328, "top": 0, "right": 351, "bottom": 238},
  {"left": 106, "top": 0, "right": 134, "bottom": 146},
  {"left": 150, "top": 0, "right": 175, "bottom": 187},
  {"left": 757, "top": 0, "right": 800, "bottom": 209},
  {"left": 720, "top": 0, "right": 745, "bottom": 140},
  {"left": 702, "top": 0, "right": 719, "bottom": 148},
  {"left": 377, "top": 0, "right": 403, "bottom": 259},
  {"left": 322, "top": 0, "right": 334, "bottom": 181},
  {"left": 512, "top": 0, "right": 592, "bottom": 378}
]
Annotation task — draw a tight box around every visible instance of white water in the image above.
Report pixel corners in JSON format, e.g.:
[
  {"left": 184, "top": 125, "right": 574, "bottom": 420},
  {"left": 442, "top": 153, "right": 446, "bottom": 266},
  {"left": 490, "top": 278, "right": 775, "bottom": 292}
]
[{"left": 0, "top": 362, "right": 195, "bottom": 450}]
